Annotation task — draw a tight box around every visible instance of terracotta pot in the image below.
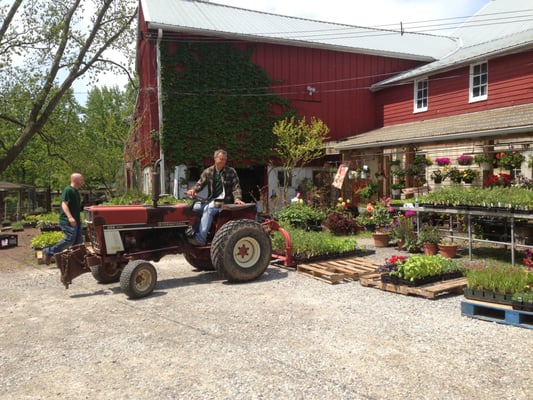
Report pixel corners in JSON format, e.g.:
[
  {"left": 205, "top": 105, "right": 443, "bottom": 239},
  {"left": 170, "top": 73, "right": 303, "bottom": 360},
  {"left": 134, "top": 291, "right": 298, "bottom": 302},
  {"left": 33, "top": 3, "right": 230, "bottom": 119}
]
[
  {"left": 438, "top": 244, "right": 458, "bottom": 258},
  {"left": 372, "top": 232, "right": 390, "bottom": 248},
  {"left": 423, "top": 242, "right": 438, "bottom": 256}
]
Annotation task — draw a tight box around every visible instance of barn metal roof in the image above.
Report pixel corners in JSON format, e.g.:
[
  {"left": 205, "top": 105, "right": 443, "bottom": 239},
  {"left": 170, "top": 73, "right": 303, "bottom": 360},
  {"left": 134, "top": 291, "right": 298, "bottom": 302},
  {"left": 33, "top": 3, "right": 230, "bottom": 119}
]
[
  {"left": 372, "top": 0, "right": 533, "bottom": 89},
  {"left": 334, "top": 103, "right": 533, "bottom": 150},
  {"left": 140, "top": 0, "right": 458, "bottom": 61}
]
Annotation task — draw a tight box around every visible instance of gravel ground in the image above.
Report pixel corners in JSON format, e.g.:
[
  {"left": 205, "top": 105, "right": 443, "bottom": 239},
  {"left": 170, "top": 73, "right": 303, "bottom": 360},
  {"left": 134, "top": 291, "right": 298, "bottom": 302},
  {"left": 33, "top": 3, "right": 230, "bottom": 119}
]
[{"left": 1, "top": 229, "right": 532, "bottom": 400}]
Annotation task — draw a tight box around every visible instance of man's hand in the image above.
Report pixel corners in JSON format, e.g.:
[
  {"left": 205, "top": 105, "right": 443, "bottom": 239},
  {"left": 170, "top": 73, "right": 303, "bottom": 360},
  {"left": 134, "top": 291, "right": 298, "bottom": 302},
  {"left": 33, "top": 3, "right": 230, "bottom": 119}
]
[{"left": 186, "top": 189, "right": 196, "bottom": 198}]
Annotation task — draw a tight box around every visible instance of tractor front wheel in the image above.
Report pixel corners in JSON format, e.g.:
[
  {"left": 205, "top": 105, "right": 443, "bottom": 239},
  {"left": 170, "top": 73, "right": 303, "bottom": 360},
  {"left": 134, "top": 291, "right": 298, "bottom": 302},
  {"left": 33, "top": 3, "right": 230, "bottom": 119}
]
[
  {"left": 210, "top": 219, "right": 271, "bottom": 282},
  {"left": 120, "top": 260, "right": 157, "bottom": 299}
]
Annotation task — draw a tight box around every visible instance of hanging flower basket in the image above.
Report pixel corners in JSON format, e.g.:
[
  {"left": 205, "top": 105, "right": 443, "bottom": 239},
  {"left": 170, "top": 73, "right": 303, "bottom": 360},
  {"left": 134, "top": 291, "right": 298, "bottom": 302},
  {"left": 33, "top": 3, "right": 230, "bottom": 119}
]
[{"left": 456, "top": 154, "right": 474, "bottom": 166}]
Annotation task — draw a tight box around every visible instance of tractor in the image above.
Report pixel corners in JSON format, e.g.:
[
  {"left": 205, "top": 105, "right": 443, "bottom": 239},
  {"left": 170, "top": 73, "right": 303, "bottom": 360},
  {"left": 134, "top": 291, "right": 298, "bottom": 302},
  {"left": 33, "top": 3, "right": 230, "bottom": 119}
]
[{"left": 55, "top": 172, "right": 277, "bottom": 299}]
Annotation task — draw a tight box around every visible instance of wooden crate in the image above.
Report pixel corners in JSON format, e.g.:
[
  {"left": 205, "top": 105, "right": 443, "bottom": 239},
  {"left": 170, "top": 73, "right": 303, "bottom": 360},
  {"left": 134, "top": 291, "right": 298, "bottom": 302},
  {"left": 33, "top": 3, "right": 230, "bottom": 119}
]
[
  {"left": 297, "top": 257, "right": 378, "bottom": 284},
  {"left": 359, "top": 273, "right": 467, "bottom": 299}
]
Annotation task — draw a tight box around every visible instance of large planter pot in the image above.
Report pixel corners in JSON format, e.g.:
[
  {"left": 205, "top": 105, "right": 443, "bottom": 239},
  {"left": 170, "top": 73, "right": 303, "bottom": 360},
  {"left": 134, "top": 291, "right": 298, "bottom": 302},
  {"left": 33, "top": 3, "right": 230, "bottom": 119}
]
[
  {"left": 438, "top": 244, "right": 458, "bottom": 258},
  {"left": 422, "top": 242, "right": 438, "bottom": 256},
  {"left": 480, "top": 162, "right": 492, "bottom": 171},
  {"left": 391, "top": 188, "right": 401, "bottom": 196},
  {"left": 372, "top": 232, "right": 391, "bottom": 248}
]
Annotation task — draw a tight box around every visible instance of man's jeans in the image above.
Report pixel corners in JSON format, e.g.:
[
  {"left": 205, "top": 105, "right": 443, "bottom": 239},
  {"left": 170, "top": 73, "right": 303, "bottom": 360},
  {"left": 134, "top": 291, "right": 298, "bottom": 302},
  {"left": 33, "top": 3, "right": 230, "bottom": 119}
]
[
  {"left": 195, "top": 200, "right": 221, "bottom": 244},
  {"left": 44, "top": 223, "right": 83, "bottom": 257}
]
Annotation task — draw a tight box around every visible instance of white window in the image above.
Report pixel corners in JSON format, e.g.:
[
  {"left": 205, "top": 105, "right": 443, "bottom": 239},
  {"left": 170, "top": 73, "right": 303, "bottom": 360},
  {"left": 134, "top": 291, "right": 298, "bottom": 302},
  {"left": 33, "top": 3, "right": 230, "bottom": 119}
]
[
  {"left": 414, "top": 78, "right": 428, "bottom": 112},
  {"left": 470, "top": 61, "right": 488, "bottom": 102}
]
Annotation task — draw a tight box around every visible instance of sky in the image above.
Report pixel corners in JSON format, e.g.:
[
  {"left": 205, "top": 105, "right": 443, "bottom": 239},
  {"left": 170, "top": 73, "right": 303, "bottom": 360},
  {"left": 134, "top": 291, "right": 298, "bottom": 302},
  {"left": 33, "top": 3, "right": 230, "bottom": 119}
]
[{"left": 81, "top": 0, "right": 491, "bottom": 103}]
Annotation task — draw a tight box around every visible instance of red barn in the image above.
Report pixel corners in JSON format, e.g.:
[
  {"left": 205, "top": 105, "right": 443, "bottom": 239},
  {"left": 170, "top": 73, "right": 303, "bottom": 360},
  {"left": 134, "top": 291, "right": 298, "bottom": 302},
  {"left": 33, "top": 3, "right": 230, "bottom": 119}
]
[{"left": 131, "top": 0, "right": 533, "bottom": 206}]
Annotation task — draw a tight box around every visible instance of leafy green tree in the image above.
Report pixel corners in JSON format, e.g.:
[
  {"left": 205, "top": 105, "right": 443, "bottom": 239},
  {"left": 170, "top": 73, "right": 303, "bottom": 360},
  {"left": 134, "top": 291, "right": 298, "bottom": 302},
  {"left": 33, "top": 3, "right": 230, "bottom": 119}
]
[
  {"left": 75, "top": 84, "right": 135, "bottom": 197},
  {"left": 272, "top": 116, "right": 330, "bottom": 202},
  {"left": 0, "top": 0, "right": 136, "bottom": 174}
]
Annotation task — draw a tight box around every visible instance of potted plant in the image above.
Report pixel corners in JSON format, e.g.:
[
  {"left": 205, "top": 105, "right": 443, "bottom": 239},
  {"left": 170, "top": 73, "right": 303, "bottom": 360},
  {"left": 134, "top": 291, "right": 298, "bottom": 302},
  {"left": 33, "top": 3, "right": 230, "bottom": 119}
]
[
  {"left": 355, "top": 182, "right": 378, "bottom": 203},
  {"left": 368, "top": 199, "right": 394, "bottom": 247},
  {"left": 374, "top": 170, "right": 386, "bottom": 180},
  {"left": 417, "top": 224, "right": 444, "bottom": 255},
  {"left": 496, "top": 151, "right": 525, "bottom": 170},
  {"left": 435, "top": 157, "right": 451, "bottom": 166},
  {"left": 390, "top": 182, "right": 404, "bottom": 196},
  {"left": 447, "top": 167, "right": 462, "bottom": 183},
  {"left": 360, "top": 164, "right": 371, "bottom": 179},
  {"left": 474, "top": 154, "right": 494, "bottom": 171},
  {"left": 456, "top": 154, "right": 474, "bottom": 166},
  {"left": 389, "top": 159, "right": 401, "bottom": 171},
  {"left": 413, "top": 155, "right": 433, "bottom": 167},
  {"left": 438, "top": 238, "right": 459, "bottom": 258},
  {"left": 430, "top": 169, "right": 447, "bottom": 184},
  {"left": 390, "top": 214, "right": 415, "bottom": 250},
  {"left": 461, "top": 168, "right": 479, "bottom": 184}
]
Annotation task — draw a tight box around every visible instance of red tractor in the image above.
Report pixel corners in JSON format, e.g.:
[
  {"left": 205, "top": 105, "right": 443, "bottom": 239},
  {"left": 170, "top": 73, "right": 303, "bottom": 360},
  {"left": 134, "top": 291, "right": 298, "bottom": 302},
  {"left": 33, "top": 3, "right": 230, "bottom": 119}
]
[{"left": 56, "top": 175, "right": 274, "bottom": 298}]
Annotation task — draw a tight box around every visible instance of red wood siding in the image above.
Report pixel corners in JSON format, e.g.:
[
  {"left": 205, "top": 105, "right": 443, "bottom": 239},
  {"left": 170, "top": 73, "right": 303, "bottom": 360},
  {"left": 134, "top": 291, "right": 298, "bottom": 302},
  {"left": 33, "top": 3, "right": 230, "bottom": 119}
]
[
  {"left": 376, "top": 49, "right": 533, "bottom": 127},
  {"left": 251, "top": 43, "right": 417, "bottom": 140}
]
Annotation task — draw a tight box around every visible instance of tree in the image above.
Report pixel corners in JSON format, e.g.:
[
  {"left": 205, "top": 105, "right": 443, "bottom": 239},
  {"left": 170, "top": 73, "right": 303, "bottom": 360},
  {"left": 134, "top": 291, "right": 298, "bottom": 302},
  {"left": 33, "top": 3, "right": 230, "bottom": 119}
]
[
  {"left": 272, "top": 116, "right": 330, "bottom": 203},
  {"left": 76, "top": 84, "right": 135, "bottom": 197},
  {"left": 0, "top": 0, "right": 137, "bottom": 174}
]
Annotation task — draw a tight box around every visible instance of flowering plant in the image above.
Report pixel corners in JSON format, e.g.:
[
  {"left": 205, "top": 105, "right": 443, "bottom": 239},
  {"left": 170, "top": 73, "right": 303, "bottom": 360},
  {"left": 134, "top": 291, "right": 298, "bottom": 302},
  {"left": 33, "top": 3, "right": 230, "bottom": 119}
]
[
  {"left": 461, "top": 168, "right": 479, "bottom": 182},
  {"left": 376, "top": 255, "right": 408, "bottom": 273},
  {"left": 524, "top": 249, "right": 533, "bottom": 270},
  {"left": 435, "top": 157, "right": 450, "bottom": 166},
  {"left": 483, "top": 173, "right": 512, "bottom": 187},
  {"left": 367, "top": 198, "right": 394, "bottom": 228},
  {"left": 431, "top": 168, "right": 447, "bottom": 182},
  {"left": 447, "top": 167, "right": 462, "bottom": 182},
  {"left": 496, "top": 151, "right": 525, "bottom": 169},
  {"left": 456, "top": 154, "right": 474, "bottom": 165},
  {"left": 336, "top": 197, "right": 352, "bottom": 210}
]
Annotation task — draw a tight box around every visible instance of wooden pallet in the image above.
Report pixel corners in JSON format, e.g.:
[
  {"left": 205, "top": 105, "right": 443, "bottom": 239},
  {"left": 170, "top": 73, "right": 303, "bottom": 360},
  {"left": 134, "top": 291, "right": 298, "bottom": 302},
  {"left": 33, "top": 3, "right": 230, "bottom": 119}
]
[
  {"left": 359, "top": 273, "right": 467, "bottom": 299},
  {"left": 461, "top": 299, "right": 533, "bottom": 330},
  {"left": 297, "top": 257, "right": 378, "bottom": 284}
]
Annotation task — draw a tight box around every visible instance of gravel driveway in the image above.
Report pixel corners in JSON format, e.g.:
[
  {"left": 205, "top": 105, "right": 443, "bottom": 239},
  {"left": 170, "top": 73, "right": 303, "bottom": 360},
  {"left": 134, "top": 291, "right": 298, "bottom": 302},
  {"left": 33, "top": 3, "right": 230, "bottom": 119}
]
[{"left": 1, "top": 229, "right": 532, "bottom": 399}]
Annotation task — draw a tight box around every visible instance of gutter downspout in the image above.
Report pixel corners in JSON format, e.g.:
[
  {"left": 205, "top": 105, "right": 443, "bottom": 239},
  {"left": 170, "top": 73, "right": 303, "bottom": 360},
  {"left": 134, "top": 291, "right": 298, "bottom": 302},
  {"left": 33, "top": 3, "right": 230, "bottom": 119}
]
[{"left": 156, "top": 28, "right": 166, "bottom": 195}]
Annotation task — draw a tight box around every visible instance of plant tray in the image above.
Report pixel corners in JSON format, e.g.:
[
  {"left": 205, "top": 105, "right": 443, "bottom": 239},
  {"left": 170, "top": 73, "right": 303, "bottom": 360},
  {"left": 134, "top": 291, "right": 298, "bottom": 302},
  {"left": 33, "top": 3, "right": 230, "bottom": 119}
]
[
  {"left": 297, "top": 257, "right": 379, "bottom": 284},
  {"left": 512, "top": 301, "right": 533, "bottom": 312},
  {"left": 0, "top": 234, "right": 18, "bottom": 249},
  {"left": 461, "top": 300, "right": 533, "bottom": 330},
  {"left": 360, "top": 273, "right": 467, "bottom": 299},
  {"left": 382, "top": 271, "right": 464, "bottom": 287},
  {"left": 463, "top": 288, "right": 514, "bottom": 306}
]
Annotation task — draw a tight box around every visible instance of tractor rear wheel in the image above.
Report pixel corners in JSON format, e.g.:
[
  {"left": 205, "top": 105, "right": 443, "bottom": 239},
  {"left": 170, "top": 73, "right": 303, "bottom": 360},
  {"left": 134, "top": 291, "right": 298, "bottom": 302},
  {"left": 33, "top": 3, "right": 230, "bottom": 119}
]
[
  {"left": 91, "top": 263, "right": 122, "bottom": 283},
  {"left": 210, "top": 219, "right": 271, "bottom": 282},
  {"left": 184, "top": 253, "right": 215, "bottom": 271},
  {"left": 120, "top": 260, "right": 157, "bottom": 299}
]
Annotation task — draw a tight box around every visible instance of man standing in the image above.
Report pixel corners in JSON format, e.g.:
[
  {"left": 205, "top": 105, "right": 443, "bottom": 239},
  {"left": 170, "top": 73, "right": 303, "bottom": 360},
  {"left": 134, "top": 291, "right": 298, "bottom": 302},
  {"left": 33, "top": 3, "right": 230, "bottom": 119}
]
[
  {"left": 186, "top": 149, "right": 244, "bottom": 246},
  {"left": 43, "top": 173, "right": 84, "bottom": 265}
]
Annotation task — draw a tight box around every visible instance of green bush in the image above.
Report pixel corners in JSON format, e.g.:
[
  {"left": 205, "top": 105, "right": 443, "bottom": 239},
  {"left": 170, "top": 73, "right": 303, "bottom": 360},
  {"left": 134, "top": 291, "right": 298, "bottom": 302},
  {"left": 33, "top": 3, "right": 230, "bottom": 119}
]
[{"left": 390, "top": 254, "right": 463, "bottom": 281}]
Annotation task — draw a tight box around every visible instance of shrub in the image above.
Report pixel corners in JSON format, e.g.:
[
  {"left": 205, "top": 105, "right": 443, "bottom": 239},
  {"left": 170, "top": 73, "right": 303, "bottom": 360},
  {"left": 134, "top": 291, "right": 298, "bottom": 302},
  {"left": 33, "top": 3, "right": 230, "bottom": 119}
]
[{"left": 323, "top": 212, "right": 360, "bottom": 235}]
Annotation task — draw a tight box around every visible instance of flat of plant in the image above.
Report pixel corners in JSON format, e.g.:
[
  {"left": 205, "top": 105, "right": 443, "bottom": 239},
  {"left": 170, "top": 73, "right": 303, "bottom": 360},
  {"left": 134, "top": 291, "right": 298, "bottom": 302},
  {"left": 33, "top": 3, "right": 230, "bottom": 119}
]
[
  {"left": 360, "top": 273, "right": 467, "bottom": 299},
  {"left": 297, "top": 257, "right": 378, "bottom": 284}
]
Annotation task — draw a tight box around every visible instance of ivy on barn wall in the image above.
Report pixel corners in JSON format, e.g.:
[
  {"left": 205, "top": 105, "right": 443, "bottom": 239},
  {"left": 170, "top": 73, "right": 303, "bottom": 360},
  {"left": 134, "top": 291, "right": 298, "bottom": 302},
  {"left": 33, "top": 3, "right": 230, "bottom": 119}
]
[{"left": 160, "top": 42, "right": 294, "bottom": 168}]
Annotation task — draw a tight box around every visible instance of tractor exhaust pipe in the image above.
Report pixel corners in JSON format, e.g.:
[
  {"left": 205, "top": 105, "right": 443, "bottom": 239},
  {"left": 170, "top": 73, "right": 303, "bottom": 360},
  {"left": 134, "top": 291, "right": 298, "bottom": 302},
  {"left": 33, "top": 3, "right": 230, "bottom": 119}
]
[{"left": 152, "top": 171, "right": 160, "bottom": 207}]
